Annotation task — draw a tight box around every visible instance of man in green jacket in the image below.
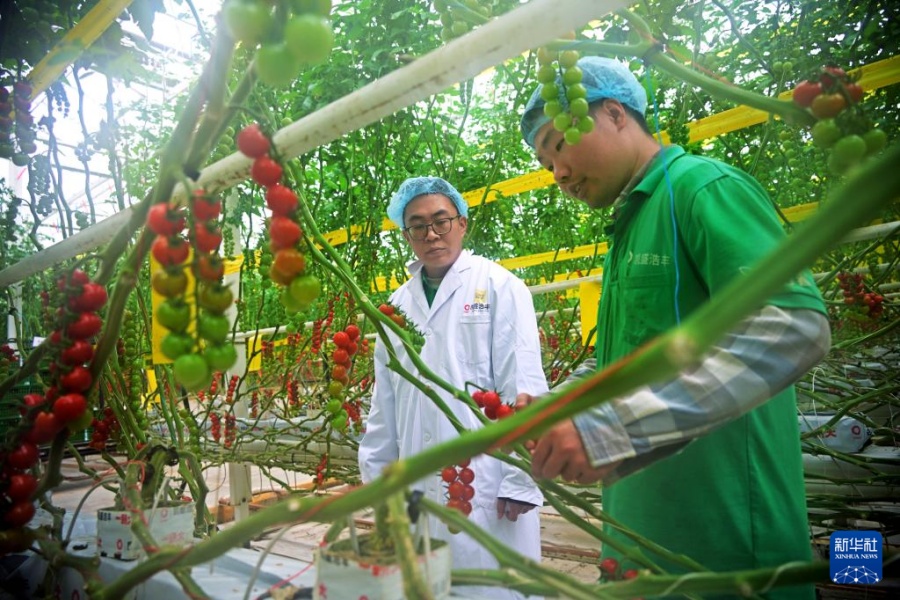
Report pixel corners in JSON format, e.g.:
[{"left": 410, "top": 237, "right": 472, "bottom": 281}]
[{"left": 518, "top": 56, "right": 831, "bottom": 598}]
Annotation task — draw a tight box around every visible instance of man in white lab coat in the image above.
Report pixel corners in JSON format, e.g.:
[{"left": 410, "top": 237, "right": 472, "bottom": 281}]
[{"left": 358, "top": 177, "right": 548, "bottom": 599}]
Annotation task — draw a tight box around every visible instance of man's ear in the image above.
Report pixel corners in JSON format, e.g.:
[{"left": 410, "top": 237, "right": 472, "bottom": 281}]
[{"left": 459, "top": 215, "right": 468, "bottom": 234}]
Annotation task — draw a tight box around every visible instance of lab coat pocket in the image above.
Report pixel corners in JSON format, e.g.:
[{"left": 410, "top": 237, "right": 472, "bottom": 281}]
[{"left": 454, "top": 314, "right": 492, "bottom": 379}]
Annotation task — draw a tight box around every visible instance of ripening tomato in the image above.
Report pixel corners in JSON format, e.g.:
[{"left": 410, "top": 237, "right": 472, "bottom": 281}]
[
  {"left": 269, "top": 216, "right": 302, "bottom": 250},
  {"left": 67, "top": 312, "right": 103, "bottom": 339},
  {"left": 811, "top": 93, "right": 846, "bottom": 119},
  {"left": 191, "top": 222, "right": 223, "bottom": 253},
  {"left": 378, "top": 303, "right": 394, "bottom": 316},
  {"left": 5, "top": 473, "right": 37, "bottom": 503},
  {"left": 61, "top": 339, "right": 94, "bottom": 365},
  {"left": 236, "top": 123, "right": 271, "bottom": 158},
  {"left": 389, "top": 313, "right": 406, "bottom": 328},
  {"left": 193, "top": 254, "right": 225, "bottom": 282},
  {"left": 152, "top": 269, "right": 188, "bottom": 298},
  {"left": 68, "top": 282, "right": 108, "bottom": 312},
  {"left": 327, "top": 380, "right": 344, "bottom": 398},
  {"left": 146, "top": 202, "right": 185, "bottom": 236},
  {"left": 269, "top": 248, "right": 306, "bottom": 285},
  {"left": 819, "top": 65, "right": 847, "bottom": 88},
  {"left": 53, "top": 393, "right": 88, "bottom": 423},
  {"left": 192, "top": 190, "right": 222, "bottom": 221},
  {"left": 59, "top": 365, "right": 92, "bottom": 392},
  {"left": 331, "top": 364, "right": 348, "bottom": 380},
  {"left": 791, "top": 80, "right": 821, "bottom": 108},
  {"left": 197, "top": 283, "right": 234, "bottom": 314},
  {"left": 151, "top": 235, "right": 190, "bottom": 267},
  {"left": 845, "top": 82, "right": 864, "bottom": 104}
]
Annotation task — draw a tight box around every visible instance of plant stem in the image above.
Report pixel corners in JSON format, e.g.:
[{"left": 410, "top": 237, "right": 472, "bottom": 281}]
[{"left": 386, "top": 493, "right": 433, "bottom": 600}]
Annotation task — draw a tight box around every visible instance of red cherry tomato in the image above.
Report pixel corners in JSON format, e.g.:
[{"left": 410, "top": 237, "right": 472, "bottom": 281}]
[
  {"left": 53, "top": 393, "right": 88, "bottom": 423},
  {"left": 378, "top": 303, "right": 395, "bottom": 316},
  {"left": 332, "top": 331, "right": 351, "bottom": 348},
  {"left": 236, "top": 123, "right": 271, "bottom": 158},
  {"left": 5, "top": 473, "right": 37, "bottom": 503},
  {"left": 193, "top": 254, "right": 226, "bottom": 282},
  {"left": 458, "top": 467, "right": 475, "bottom": 484},
  {"left": 496, "top": 404, "right": 514, "bottom": 419},
  {"left": 599, "top": 557, "right": 620, "bottom": 575},
  {"left": 266, "top": 184, "right": 299, "bottom": 215},
  {"left": 192, "top": 222, "right": 223, "bottom": 253},
  {"left": 57, "top": 269, "right": 90, "bottom": 292},
  {"left": 59, "top": 365, "right": 92, "bottom": 392},
  {"left": 66, "top": 312, "right": 103, "bottom": 339},
  {"left": 332, "top": 348, "right": 350, "bottom": 365},
  {"left": 441, "top": 466, "right": 458, "bottom": 483},
  {"left": 791, "top": 80, "right": 821, "bottom": 108},
  {"left": 481, "top": 391, "right": 501, "bottom": 411},
  {"left": 4, "top": 502, "right": 36, "bottom": 528},
  {"left": 27, "top": 411, "right": 62, "bottom": 444},
  {"left": 269, "top": 216, "right": 302, "bottom": 251},
  {"left": 61, "top": 339, "right": 94, "bottom": 365},
  {"left": 8, "top": 442, "right": 39, "bottom": 470},
  {"left": 811, "top": 93, "right": 847, "bottom": 119},
  {"left": 192, "top": 190, "right": 222, "bottom": 221},
  {"left": 447, "top": 481, "right": 465, "bottom": 499},
  {"left": 151, "top": 235, "right": 190, "bottom": 267},
  {"left": 344, "top": 324, "right": 361, "bottom": 341},
  {"left": 251, "top": 155, "right": 283, "bottom": 186},
  {"left": 146, "top": 202, "right": 185, "bottom": 236}
]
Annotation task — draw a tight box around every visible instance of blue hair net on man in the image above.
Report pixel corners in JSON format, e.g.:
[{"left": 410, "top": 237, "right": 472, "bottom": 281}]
[
  {"left": 387, "top": 176, "right": 468, "bottom": 227},
  {"left": 520, "top": 56, "right": 648, "bottom": 148}
]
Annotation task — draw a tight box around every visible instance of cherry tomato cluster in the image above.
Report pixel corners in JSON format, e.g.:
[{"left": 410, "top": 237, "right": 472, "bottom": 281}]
[
  {"left": 0, "top": 270, "right": 105, "bottom": 537},
  {"left": 472, "top": 389, "right": 514, "bottom": 420},
  {"left": 315, "top": 453, "right": 329, "bottom": 487},
  {"left": 377, "top": 303, "right": 407, "bottom": 328},
  {"left": 223, "top": 414, "right": 237, "bottom": 449},
  {"left": 441, "top": 459, "right": 475, "bottom": 533},
  {"left": 536, "top": 32, "right": 594, "bottom": 146},
  {"left": 224, "top": 0, "right": 334, "bottom": 88},
  {"left": 149, "top": 188, "right": 237, "bottom": 392},
  {"left": 0, "top": 344, "right": 18, "bottom": 381},
  {"left": 324, "top": 324, "right": 363, "bottom": 431},
  {"left": 88, "top": 407, "right": 120, "bottom": 452},
  {"left": 599, "top": 557, "right": 640, "bottom": 583},
  {"left": 209, "top": 412, "right": 222, "bottom": 443},
  {"left": 433, "top": 0, "right": 494, "bottom": 41},
  {"left": 837, "top": 272, "right": 884, "bottom": 318},
  {"left": 792, "top": 65, "right": 888, "bottom": 174},
  {"left": 236, "top": 123, "right": 322, "bottom": 315},
  {"left": 0, "top": 81, "right": 37, "bottom": 166}
]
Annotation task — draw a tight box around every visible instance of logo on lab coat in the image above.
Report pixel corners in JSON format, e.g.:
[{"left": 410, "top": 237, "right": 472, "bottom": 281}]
[{"left": 464, "top": 289, "right": 490, "bottom": 313}]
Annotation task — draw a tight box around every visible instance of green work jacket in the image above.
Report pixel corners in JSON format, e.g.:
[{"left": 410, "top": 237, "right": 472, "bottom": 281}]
[{"left": 598, "top": 146, "right": 825, "bottom": 599}]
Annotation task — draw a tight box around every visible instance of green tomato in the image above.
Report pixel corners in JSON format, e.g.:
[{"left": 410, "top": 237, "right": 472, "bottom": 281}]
[
  {"left": 325, "top": 398, "right": 343, "bottom": 415},
  {"left": 174, "top": 353, "right": 211, "bottom": 392},
  {"left": 562, "top": 65, "right": 583, "bottom": 86},
  {"left": 223, "top": 0, "right": 272, "bottom": 45},
  {"left": 542, "top": 100, "right": 562, "bottom": 119},
  {"left": 862, "top": 128, "right": 888, "bottom": 155},
  {"left": 577, "top": 116, "right": 595, "bottom": 134},
  {"left": 203, "top": 343, "right": 238, "bottom": 371},
  {"left": 566, "top": 83, "right": 587, "bottom": 101},
  {"left": 156, "top": 299, "right": 191, "bottom": 333},
  {"left": 289, "top": 274, "right": 321, "bottom": 306},
  {"left": 811, "top": 119, "right": 841, "bottom": 149},
  {"left": 552, "top": 112, "right": 572, "bottom": 132},
  {"left": 280, "top": 288, "right": 306, "bottom": 315},
  {"left": 564, "top": 127, "right": 582, "bottom": 145},
  {"left": 331, "top": 413, "right": 348, "bottom": 431},
  {"left": 161, "top": 333, "right": 194, "bottom": 360},
  {"left": 569, "top": 97, "right": 589, "bottom": 118},
  {"left": 540, "top": 83, "right": 559, "bottom": 102},
  {"left": 559, "top": 50, "right": 579, "bottom": 69},
  {"left": 831, "top": 134, "right": 867, "bottom": 165},
  {"left": 284, "top": 14, "right": 334, "bottom": 66},
  {"left": 255, "top": 42, "right": 302, "bottom": 87},
  {"left": 536, "top": 64, "right": 556, "bottom": 84},
  {"left": 292, "top": 0, "right": 332, "bottom": 16},
  {"left": 197, "top": 313, "right": 230, "bottom": 344}
]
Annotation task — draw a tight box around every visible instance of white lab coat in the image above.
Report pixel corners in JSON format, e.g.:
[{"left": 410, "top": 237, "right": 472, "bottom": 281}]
[{"left": 359, "top": 251, "right": 548, "bottom": 600}]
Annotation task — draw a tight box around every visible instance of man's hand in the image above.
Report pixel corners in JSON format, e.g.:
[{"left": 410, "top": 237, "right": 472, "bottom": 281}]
[
  {"left": 496, "top": 498, "right": 537, "bottom": 522},
  {"left": 530, "top": 419, "right": 621, "bottom": 484},
  {"left": 514, "top": 393, "right": 620, "bottom": 484}
]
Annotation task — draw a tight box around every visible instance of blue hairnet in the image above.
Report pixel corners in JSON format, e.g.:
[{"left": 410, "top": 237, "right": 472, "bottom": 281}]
[
  {"left": 387, "top": 177, "right": 468, "bottom": 227},
  {"left": 520, "top": 56, "right": 648, "bottom": 148}
]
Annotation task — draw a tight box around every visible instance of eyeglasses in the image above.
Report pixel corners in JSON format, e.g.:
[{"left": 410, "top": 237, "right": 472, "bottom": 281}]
[{"left": 403, "top": 215, "right": 461, "bottom": 241}]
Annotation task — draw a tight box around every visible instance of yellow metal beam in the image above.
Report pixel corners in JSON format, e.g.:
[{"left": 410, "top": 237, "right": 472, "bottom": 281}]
[{"left": 26, "top": 0, "right": 135, "bottom": 101}]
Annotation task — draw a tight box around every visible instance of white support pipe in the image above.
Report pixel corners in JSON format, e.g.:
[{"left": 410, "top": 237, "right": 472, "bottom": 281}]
[{"left": 0, "top": 0, "right": 627, "bottom": 288}]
